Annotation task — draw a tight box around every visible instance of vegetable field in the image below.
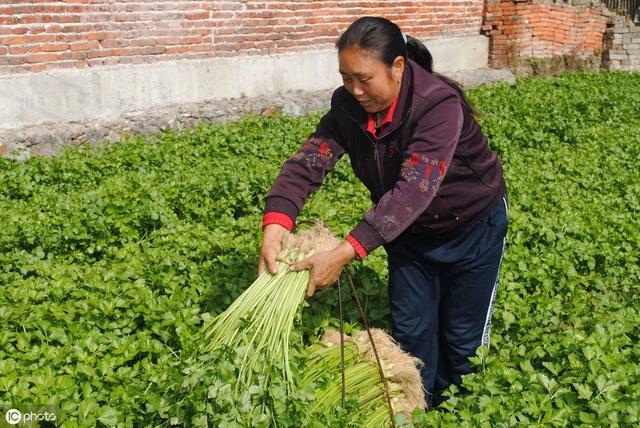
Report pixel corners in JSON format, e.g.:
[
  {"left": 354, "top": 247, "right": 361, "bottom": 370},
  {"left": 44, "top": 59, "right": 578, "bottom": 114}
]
[{"left": 1, "top": 71, "right": 639, "bottom": 427}]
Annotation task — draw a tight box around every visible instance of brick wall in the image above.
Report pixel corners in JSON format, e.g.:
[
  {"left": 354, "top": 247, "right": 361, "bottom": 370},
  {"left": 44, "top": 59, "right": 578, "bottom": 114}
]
[
  {"left": 482, "top": 0, "right": 609, "bottom": 68},
  {"left": 0, "top": 0, "right": 484, "bottom": 75}
]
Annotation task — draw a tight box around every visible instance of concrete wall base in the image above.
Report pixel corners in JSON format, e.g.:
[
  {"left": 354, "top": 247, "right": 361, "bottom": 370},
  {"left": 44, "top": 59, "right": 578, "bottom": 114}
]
[{"left": 1, "top": 35, "right": 489, "bottom": 131}]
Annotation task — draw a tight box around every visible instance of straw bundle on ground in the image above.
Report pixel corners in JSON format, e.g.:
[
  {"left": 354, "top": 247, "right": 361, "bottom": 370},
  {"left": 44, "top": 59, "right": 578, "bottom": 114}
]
[{"left": 302, "top": 328, "right": 426, "bottom": 426}]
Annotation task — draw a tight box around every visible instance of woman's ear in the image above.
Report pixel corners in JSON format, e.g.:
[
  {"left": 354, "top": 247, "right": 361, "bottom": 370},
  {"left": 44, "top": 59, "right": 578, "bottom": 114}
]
[{"left": 393, "top": 56, "right": 405, "bottom": 83}]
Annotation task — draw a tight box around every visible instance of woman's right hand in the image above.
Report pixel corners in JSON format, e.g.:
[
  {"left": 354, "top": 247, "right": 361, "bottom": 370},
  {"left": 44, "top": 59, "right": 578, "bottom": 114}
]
[{"left": 258, "top": 223, "right": 288, "bottom": 275}]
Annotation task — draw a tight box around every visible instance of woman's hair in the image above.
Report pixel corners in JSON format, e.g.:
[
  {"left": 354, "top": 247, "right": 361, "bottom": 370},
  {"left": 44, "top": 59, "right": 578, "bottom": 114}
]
[{"left": 336, "top": 16, "right": 479, "bottom": 117}]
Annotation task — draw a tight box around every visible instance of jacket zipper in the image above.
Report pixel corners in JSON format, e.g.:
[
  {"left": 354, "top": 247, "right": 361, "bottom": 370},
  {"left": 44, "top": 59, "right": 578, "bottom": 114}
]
[
  {"left": 342, "top": 109, "right": 384, "bottom": 194},
  {"left": 342, "top": 105, "right": 411, "bottom": 196}
]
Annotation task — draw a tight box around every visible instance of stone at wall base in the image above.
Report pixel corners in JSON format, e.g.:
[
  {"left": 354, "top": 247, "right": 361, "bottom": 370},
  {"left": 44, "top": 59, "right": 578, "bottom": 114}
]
[{"left": 510, "top": 53, "right": 602, "bottom": 77}]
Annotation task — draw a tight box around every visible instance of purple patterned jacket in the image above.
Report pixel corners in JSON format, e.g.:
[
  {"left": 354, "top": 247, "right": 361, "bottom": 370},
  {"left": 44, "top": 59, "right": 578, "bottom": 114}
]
[{"left": 264, "top": 60, "right": 506, "bottom": 257}]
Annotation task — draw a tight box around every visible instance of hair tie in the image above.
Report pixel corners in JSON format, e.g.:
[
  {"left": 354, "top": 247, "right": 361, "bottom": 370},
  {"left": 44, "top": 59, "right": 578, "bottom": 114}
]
[{"left": 401, "top": 32, "right": 408, "bottom": 44}]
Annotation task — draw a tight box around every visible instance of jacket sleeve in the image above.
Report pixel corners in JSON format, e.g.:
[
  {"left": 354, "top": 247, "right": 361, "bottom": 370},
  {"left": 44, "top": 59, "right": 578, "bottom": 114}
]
[
  {"left": 349, "top": 93, "right": 464, "bottom": 254},
  {"left": 264, "top": 107, "right": 345, "bottom": 226}
]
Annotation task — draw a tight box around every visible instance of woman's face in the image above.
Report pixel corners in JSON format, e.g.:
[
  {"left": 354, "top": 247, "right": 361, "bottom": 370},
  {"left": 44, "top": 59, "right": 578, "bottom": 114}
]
[{"left": 338, "top": 46, "right": 404, "bottom": 114}]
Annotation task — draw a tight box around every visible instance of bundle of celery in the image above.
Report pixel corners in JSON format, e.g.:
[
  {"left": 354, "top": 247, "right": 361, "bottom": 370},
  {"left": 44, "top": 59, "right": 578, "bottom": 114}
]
[
  {"left": 201, "top": 223, "right": 339, "bottom": 393},
  {"left": 190, "top": 223, "right": 426, "bottom": 427},
  {"left": 302, "top": 328, "right": 426, "bottom": 427}
]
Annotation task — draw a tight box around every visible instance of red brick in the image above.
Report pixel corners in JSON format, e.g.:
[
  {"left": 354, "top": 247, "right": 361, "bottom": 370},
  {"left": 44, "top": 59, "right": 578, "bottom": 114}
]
[
  {"left": 25, "top": 34, "right": 56, "bottom": 43},
  {"left": 87, "top": 49, "right": 110, "bottom": 59},
  {"left": 29, "top": 26, "right": 47, "bottom": 35},
  {"left": 58, "top": 51, "right": 87, "bottom": 61},
  {"left": 8, "top": 46, "right": 30, "bottom": 55},
  {"left": 86, "top": 32, "right": 112, "bottom": 41},
  {"left": 7, "top": 36, "right": 26, "bottom": 45},
  {"left": 26, "top": 53, "right": 59, "bottom": 63},
  {"left": 69, "top": 41, "right": 100, "bottom": 51},
  {"left": 40, "top": 43, "right": 70, "bottom": 52},
  {"left": 100, "top": 39, "right": 131, "bottom": 49}
]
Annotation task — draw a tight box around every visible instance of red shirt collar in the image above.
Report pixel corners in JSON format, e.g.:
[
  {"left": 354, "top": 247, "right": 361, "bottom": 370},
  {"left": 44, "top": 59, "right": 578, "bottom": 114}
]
[{"left": 366, "top": 94, "right": 399, "bottom": 140}]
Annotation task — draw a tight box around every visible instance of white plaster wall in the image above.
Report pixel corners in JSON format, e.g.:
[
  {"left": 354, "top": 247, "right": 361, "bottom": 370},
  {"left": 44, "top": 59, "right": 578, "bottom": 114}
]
[{"left": 0, "top": 35, "right": 489, "bottom": 130}]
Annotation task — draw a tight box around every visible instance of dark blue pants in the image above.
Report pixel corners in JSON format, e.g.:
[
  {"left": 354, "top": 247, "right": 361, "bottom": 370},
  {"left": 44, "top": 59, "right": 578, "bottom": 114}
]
[{"left": 385, "top": 196, "right": 508, "bottom": 408}]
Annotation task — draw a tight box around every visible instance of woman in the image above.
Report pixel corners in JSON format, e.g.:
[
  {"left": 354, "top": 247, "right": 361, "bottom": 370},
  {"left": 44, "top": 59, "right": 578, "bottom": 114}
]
[{"left": 258, "top": 16, "right": 508, "bottom": 407}]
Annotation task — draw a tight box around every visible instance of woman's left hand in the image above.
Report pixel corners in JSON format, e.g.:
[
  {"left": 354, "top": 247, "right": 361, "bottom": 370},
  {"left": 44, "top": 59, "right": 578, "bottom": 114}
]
[{"left": 290, "top": 241, "right": 357, "bottom": 298}]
